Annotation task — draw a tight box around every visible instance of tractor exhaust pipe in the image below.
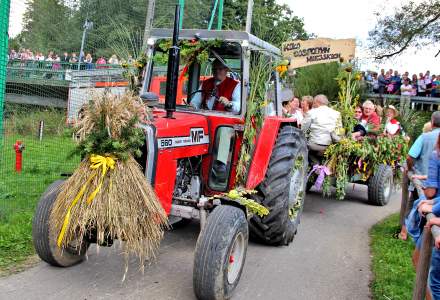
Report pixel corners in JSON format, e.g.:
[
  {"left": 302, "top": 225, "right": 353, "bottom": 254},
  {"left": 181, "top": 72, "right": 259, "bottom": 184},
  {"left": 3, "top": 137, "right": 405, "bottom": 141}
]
[{"left": 164, "top": 5, "right": 181, "bottom": 118}]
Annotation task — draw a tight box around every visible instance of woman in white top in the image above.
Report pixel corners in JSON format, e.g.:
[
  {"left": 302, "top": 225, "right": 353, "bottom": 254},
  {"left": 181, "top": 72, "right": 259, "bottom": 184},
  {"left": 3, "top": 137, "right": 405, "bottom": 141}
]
[
  {"left": 290, "top": 97, "right": 304, "bottom": 125},
  {"left": 417, "top": 73, "right": 427, "bottom": 96}
]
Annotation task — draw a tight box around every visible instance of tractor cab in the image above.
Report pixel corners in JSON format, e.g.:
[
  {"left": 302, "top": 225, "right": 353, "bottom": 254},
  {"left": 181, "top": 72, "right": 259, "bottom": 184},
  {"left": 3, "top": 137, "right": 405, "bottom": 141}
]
[
  {"left": 141, "top": 29, "right": 284, "bottom": 118},
  {"left": 138, "top": 29, "right": 291, "bottom": 214}
]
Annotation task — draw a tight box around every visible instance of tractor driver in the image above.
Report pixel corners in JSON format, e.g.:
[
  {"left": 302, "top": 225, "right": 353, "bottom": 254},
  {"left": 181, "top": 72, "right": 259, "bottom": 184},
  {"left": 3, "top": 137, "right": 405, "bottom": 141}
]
[{"left": 191, "top": 59, "right": 241, "bottom": 114}]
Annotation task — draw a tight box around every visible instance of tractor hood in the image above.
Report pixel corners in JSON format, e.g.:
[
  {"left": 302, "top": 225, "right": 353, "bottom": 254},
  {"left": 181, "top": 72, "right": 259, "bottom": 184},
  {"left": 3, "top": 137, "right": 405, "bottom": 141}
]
[{"left": 151, "top": 110, "right": 210, "bottom": 155}]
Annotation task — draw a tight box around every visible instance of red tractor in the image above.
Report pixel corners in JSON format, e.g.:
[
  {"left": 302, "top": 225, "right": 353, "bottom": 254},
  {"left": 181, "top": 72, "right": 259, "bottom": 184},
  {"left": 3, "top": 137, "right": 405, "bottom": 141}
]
[{"left": 32, "top": 8, "right": 308, "bottom": 300}]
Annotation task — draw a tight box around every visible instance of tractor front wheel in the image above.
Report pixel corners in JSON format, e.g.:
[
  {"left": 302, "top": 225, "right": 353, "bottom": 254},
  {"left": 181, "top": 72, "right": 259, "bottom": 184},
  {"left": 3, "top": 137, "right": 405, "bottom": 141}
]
[
  {"left": 193, "top": 205, "right": 248, "bottom": 300},
  {"left": 32, "top": 180, "right": 89, "bottom": 267}
]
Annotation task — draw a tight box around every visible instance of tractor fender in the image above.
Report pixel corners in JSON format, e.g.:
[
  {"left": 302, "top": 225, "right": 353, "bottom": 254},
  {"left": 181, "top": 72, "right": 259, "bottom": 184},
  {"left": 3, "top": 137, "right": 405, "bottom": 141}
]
[{"left": 245, "top": 118, "right": 296, "bottom": 190}]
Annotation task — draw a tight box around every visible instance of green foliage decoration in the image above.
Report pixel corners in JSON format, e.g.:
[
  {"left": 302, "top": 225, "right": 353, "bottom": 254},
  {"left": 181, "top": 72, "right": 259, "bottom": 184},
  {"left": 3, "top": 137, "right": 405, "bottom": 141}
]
[
  {"left": 333, "top": 65, "right": 363, "bottom": 133},
  {"left": 318, "top": 65, "right": 409, "bottom": 200},
  {"left": 210, "top": 189, "right": 269, "bottom": 217},
  {"left": 73, "top": 94, "right": 146, "bottom": 161},
  {"left": 323, "top": 136, "right": 409, "bottom": 200},
  {"left": 235, "top": 53, "right": 272, "bottom": 185},
  {"left": 153, "top": 39, "right": 223, "bottom": 67}
]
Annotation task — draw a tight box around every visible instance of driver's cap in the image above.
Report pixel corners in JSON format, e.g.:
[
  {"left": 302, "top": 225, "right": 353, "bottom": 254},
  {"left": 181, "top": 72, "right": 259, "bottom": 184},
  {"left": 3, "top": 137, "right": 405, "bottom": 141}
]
[{"left": 212, "top": 58, "right": 229, "bottom": 70}]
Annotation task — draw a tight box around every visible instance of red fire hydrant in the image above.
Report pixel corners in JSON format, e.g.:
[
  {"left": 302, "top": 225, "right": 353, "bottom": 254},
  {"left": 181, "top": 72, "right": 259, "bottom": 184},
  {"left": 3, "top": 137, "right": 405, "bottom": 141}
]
[{"left": 13, "top": 141, "right": 25, "bottom": 173}]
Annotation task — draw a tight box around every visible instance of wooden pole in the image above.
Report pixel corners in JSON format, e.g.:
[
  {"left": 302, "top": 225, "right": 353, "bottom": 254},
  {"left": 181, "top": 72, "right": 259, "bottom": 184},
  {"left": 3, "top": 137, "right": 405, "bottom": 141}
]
[
  {"left": 245, "top": 0, "right": 253, "bottom": 33},
  {"left": 413, "top": 226, "right": 433, "bottom": 300},
  {"left": 400, "top": 170, "right": 409, "bottom": 226},
  {"left": 142, "top": 0, "right": 156, "bottom": 51}
]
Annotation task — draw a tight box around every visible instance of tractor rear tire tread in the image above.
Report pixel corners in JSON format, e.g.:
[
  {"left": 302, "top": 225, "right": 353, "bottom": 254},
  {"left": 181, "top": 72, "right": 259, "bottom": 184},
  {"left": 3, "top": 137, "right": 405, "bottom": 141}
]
[{"left": 250, "top": 125, "right": 308, "bottom": 246}]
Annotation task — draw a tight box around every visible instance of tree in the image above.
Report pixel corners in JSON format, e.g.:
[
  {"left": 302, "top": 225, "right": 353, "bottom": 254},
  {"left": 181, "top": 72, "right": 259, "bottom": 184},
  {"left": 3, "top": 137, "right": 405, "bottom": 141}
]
[
  {"left": 223, "top": 0, "right": 309, "bottom": 47},
  {"left": 20, "top": 0, "right": 77, "bottom": 54},
  {"left": 368, "top": 0, "right": 440, "bottom": 59},
  {"left": 154, "top": 0, "right": 309, "bottom": 47},
  {"left": 15, "top": 0, "right": 309, "bottom": 57}
]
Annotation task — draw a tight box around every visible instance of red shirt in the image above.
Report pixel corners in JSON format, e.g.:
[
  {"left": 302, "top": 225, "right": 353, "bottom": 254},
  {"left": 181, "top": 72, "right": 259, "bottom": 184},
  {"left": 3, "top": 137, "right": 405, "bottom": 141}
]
[{"left": 362, "top": 112, "right": 381, "bottom": 132}]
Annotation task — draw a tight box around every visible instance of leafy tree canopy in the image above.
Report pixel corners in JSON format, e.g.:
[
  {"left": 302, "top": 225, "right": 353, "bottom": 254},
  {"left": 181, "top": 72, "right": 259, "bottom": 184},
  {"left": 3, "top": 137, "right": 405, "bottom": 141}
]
[
  {"left": 12, "top": 0, "right": 309, "bottom": 57},
  {"left": 368, "top": 0, "right": 440, "bottom": 59}
]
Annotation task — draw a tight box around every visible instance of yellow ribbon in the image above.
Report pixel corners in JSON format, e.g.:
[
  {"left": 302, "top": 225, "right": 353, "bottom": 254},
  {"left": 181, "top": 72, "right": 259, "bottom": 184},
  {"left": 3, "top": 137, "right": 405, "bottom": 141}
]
[{"left": 57, "top": 154, "right": 116, "bottom": 248}]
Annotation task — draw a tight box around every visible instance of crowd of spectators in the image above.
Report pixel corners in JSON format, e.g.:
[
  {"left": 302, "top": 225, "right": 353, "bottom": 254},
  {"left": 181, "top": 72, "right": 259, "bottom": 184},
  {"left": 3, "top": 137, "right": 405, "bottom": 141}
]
[
  {"left": 8, "top": 48, "right": 128, "bottom": 70},
  {"left": 363, "top": 69, "right": 440, "bottom": 98}
]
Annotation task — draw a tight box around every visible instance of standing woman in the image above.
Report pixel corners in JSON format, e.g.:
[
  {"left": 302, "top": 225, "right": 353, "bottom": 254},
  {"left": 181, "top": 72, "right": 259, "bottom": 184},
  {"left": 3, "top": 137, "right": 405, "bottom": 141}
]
[
  {"left": 417, "top": 73, "right": 427, "bottom": 96},
  {"left": 412, "top": 74, "right": 419, "bottom": 96},
  {"left": 85, "top": 53, "right": 93, "bottom": 70}
]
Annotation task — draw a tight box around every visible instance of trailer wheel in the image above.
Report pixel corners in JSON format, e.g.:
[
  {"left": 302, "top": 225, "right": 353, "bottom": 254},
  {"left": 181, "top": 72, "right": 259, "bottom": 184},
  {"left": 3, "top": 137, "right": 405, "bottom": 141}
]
[
  {"left": 193, "top": 205, "right": 248, "bottom": 300},
  {"left": 250, "top": 125, "right": 308, "bottom": 246},
  {"left": 368, "top": 164, "right": 393, "bottom": 206},
  {"left": 32, "top": 180, "right": 89, "bottom": 267}
]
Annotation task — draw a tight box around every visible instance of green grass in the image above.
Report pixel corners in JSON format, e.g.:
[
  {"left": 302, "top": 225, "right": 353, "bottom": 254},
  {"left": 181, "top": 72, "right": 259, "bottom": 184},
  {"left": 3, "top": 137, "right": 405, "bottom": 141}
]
[
  {"left": 0, "top": 132, "right": 79, "bottom": 272},
  {"left": 370, "top": 213, "right": 416, "bottom": 300}
]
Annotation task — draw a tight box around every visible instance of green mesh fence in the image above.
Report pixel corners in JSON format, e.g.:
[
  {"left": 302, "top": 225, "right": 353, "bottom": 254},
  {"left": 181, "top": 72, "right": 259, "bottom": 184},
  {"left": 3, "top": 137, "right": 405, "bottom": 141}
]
[
  {"left": 0, "top": 0, "right": 9, "bottom": 135},
  {"left": 0, "top": 0, "right": 225, "bottom": 217},
  {"left": 0, "top": 0, "right": 169, "bottom": 219}
]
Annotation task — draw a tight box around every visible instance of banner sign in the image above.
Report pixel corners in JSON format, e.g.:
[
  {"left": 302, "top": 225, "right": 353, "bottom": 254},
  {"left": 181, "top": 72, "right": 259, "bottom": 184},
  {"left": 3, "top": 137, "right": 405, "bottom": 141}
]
[{"left": 282, "top": 38, "right": 356, "bottom": 69}]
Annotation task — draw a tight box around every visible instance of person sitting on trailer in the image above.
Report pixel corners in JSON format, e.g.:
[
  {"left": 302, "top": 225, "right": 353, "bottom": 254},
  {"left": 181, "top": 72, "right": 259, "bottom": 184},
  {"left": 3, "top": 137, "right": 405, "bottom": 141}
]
[{"left": 191, "top": 59, "right": 241, "bottom": 114}]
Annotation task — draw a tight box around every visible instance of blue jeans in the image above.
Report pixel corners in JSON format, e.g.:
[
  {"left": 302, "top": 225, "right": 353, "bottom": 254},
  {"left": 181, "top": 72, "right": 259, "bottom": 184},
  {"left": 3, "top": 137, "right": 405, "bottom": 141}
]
[{"left": 430, "top": 247, "right": 440, "bottom": 299}]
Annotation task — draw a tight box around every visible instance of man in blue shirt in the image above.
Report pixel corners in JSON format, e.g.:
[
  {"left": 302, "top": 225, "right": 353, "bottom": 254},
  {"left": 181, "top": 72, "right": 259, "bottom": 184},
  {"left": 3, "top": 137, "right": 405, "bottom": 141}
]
[
  {"left": 408, "top": 111, "right": 440, "bottom": 177},
  {"left": 400, "top": 112, "right": 440, "bottom": 241},
  {"left": 390, "top": 71, "right": 402, "bottom": 94}
]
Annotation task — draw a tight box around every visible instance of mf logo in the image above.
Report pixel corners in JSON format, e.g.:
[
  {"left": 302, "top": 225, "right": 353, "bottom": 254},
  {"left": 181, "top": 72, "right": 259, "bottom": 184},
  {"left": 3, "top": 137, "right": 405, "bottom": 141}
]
[{"left": 191, "top": 128, "right": 204, "bottom": 143}]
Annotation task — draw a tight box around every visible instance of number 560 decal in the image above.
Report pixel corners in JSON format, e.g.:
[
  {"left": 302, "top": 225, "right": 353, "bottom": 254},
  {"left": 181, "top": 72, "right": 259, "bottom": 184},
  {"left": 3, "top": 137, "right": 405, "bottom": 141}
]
[{"left": 157, "top": 128, "right": 209, "bottom": 149}]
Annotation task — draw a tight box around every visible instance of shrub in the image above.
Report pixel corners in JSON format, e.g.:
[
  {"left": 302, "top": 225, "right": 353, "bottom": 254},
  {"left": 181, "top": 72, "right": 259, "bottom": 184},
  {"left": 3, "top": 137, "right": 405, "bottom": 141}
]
[
  {"left": 3, "top": 104, "right": 66, "bottom": 136},
  {"left": 293, "top": 62, "right": 340, "bottom": 102}
]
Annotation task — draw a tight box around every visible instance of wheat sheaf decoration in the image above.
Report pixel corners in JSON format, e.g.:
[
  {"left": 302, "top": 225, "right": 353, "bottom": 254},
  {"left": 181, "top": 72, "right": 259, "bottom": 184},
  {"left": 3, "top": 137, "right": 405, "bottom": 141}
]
[{"left": 51, "top": 92, "right": 168, "bottom": 272}]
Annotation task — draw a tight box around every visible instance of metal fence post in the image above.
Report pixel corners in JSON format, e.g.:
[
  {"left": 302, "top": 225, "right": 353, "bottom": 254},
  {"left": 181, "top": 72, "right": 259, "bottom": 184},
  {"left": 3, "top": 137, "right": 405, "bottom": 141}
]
[{"left": 0, "top": 0, "right": 10, "bottom": 137}]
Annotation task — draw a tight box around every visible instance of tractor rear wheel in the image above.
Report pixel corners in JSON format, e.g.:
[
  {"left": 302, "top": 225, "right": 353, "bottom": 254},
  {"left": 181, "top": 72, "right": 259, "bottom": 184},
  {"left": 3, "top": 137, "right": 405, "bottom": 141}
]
[
  {"left": 32, "top": 180, "right": 89, "bottom": 267},
  {"left": 250, "top": 125, "right": 308, "bottom": 246},
  {"left": 193, "top": 205, "right": 248, "bottom": 300},
  {"left": 368, "top": 164, "right": 393, "bottom": 206}
]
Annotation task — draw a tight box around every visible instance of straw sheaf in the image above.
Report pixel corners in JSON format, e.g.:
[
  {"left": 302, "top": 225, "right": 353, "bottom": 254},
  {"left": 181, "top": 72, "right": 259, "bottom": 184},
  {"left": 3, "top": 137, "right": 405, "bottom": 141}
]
[
  {"left": 75, "top": 92, "right": 151, "bottom": 141},
  {"left": 51, "top": 157, "right": 167, "bottom": 266},
  {"left": 51, "top": 92, "right": 166, "bottom": 270}
]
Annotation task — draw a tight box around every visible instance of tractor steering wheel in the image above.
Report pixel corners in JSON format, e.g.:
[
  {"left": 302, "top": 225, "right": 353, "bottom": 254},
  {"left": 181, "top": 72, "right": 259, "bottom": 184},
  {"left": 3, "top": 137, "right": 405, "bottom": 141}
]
[{"left": 187, "top": 89, "right": 204, "bottom": 104}]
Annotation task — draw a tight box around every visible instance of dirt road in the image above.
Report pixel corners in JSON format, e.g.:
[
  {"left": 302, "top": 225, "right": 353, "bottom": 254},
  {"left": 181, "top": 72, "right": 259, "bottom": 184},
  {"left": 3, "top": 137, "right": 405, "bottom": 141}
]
[{"left": 0, "top": 185, "right": 400, "bottom": 300}]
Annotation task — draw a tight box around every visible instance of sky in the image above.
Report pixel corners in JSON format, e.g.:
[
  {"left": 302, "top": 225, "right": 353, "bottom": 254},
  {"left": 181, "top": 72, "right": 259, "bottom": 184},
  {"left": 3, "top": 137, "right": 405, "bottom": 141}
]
[
  {"left": 279, "top": 0, "right": 439, "bottom": 74},
  {"left": 8, "top": 0, "right": 439, "bottom": 74}
]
